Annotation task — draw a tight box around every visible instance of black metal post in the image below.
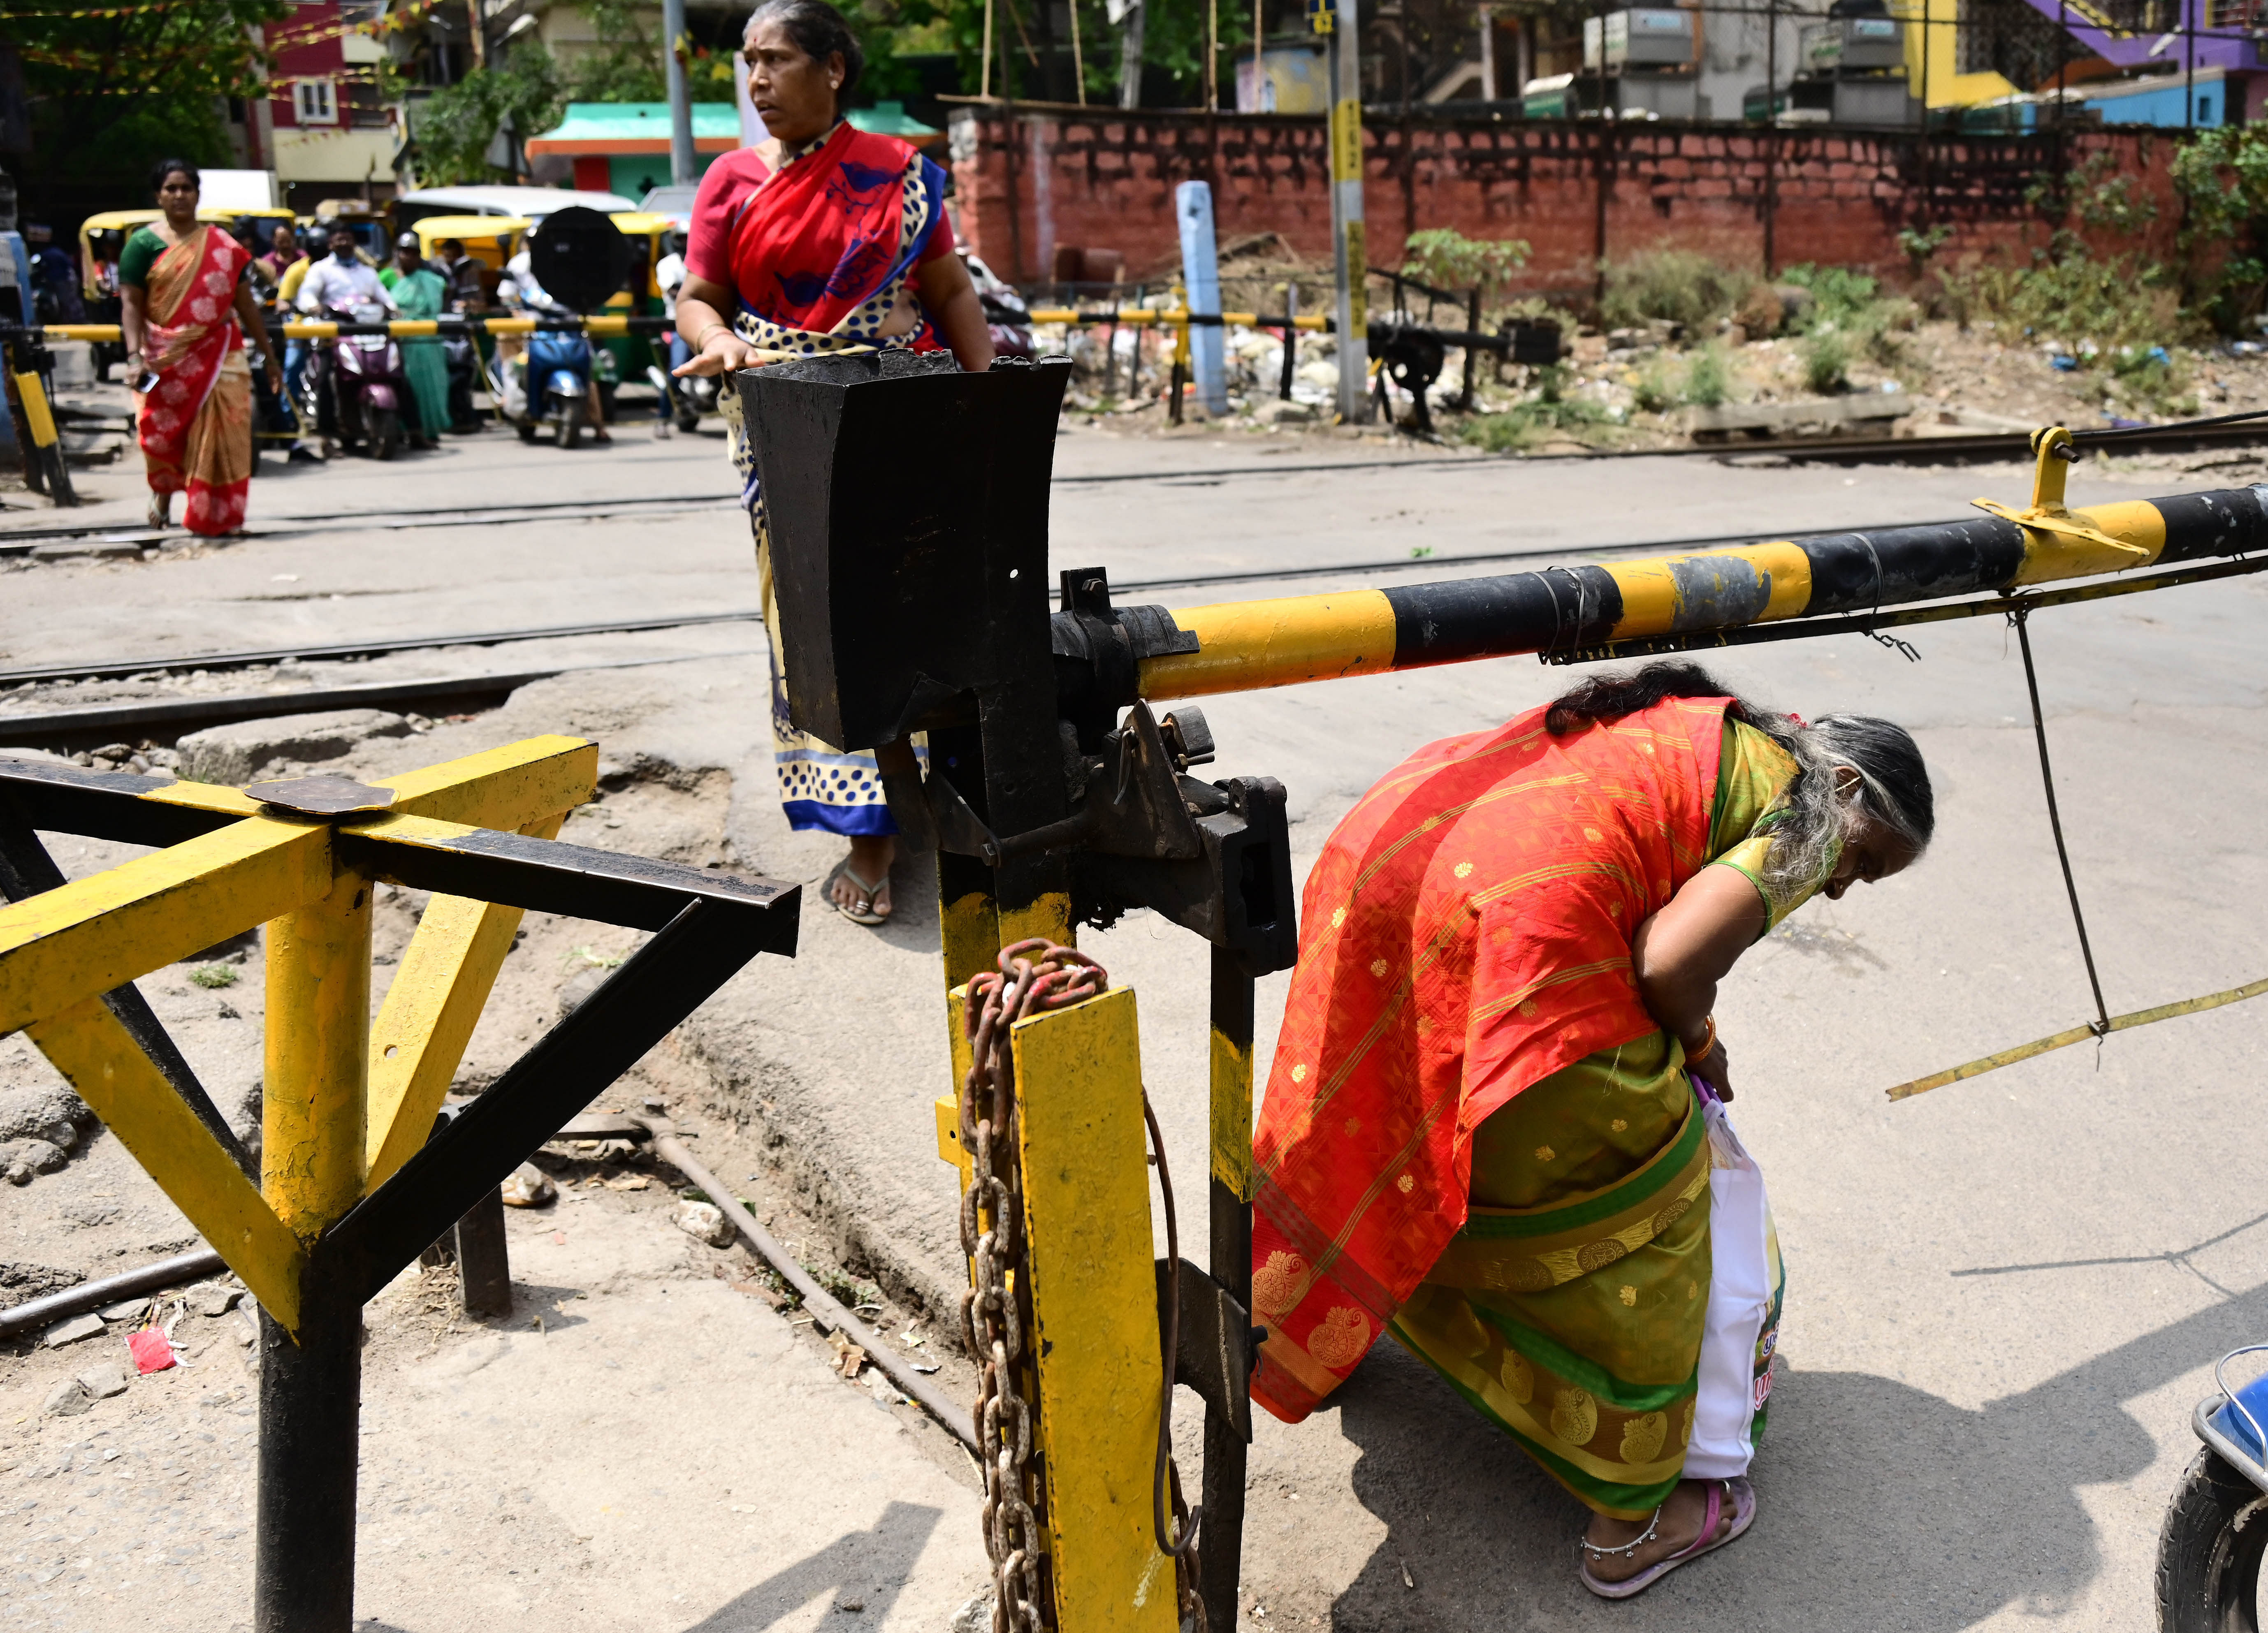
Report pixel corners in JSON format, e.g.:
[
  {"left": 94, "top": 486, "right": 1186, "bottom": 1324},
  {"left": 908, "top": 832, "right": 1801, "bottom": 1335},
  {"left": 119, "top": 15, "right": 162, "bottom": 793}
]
[
  {"left": 255, "top": 1283, "right": 362, "bottom": 1633},
  {"left": 1200, "top": 945, "right": 1254, "bottom": 1633},
  {"left": 455, "top": 1186, "right": 513, "bottom": 1316}
]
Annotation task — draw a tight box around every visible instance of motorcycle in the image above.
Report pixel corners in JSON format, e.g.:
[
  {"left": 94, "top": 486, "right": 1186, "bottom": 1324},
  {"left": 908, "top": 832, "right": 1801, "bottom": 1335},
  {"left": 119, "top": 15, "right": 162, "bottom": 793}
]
[
  {"left": 650, "top": 340, "right": 718, "bottom": 434},
  {"left": 307, "top": 299, "right": 408, "bottom": 460},
  {"left": 2159, "top": 1348, "right": 2268, "bottom": 1628},
  {"left": 441, "top": 327, "right": 482, "bottom": 433},
  {"left": 493, "top": 322, "right": 612, "bottom": 449}
]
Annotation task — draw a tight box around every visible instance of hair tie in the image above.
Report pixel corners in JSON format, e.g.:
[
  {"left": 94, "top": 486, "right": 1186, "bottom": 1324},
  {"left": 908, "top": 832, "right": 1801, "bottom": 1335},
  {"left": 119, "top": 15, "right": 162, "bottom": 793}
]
[{"left": 1785, "top": 711, "right": 1809, "bottom": 728}]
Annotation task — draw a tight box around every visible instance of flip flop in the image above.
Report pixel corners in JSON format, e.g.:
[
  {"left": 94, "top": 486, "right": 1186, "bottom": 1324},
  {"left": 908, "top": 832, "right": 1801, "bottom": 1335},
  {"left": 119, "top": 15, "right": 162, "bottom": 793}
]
[
  {"left": 1578, "top": 1478, "right": 1755, "bottom": 1601},
  {"left": 823, "top": 855, "right": 891, "bottom": 927}
]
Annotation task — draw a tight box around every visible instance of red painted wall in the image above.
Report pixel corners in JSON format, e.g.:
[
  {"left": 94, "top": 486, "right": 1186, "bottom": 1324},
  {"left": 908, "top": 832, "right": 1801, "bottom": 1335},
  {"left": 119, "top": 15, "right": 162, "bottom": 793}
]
[
  {"left": 947, "top": 107, "right": 2181, "bottom": 297},
  {"left": 267, "top": 1, "right": 347, "bottom": 134}
]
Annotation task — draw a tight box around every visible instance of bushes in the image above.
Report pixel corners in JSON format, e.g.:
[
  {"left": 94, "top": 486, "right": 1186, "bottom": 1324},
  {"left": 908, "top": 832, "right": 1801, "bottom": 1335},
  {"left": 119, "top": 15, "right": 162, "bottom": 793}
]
[{"left": 1601, "top": 251, "right": 1752, "bottom": 333}]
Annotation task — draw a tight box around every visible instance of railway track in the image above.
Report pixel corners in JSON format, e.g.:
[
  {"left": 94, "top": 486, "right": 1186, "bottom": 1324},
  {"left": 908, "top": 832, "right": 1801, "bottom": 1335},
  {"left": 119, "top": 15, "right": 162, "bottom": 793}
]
[{"left": 6, "top": 419, "right": 2261, "bottom": 552}]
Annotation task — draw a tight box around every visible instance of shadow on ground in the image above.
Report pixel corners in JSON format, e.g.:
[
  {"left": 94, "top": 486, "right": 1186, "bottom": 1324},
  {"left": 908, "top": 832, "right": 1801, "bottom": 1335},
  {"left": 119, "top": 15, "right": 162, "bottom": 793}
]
[
  {"left": 682, "top": 1500, "right": 944, "bottom": 1630},
  {"left": 1322, "top": 1276, "right": 2268, "bottom": 1630}
]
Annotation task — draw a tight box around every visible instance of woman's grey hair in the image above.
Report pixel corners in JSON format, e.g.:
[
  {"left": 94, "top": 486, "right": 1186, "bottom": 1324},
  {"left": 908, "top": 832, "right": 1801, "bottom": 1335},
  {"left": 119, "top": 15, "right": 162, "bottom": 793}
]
[
  {"left": 1543, "top": 659, "right": 1934, "bottom": 897},
  {"left": 744, "top": 0, "right": 865, "bottom": 100},
  {"left": 1743, "top": 710, "right": 1934, "bottom": 896}
]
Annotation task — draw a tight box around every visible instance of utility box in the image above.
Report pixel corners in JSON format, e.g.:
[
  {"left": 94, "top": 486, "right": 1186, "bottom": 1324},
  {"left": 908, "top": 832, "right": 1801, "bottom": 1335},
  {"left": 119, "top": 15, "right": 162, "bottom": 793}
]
[
  {"left": 1803, "top": 14, "right": 1904, "bottom": 73},
  {"left": 1583, "top": 9, "right": 1698, "bottom": 71}
]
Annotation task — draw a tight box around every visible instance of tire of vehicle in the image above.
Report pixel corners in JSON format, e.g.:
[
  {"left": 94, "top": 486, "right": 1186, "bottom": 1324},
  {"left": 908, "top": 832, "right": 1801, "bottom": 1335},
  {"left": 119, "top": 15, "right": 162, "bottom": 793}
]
[
  {"left": 517, "top": 421, "right": 540, "bottom": 444},
  {"left": 676, "top": 405, "right": 699, "bottom": 433},
  {"left": 371, "top": 407, "right": 399, "bottom": 462},
  {"left": 558, "top": 398, "right": 583, "bottom": 450},
  {"left": 2159, "top": 1447, "right": 2268, "bottom": 1632}
]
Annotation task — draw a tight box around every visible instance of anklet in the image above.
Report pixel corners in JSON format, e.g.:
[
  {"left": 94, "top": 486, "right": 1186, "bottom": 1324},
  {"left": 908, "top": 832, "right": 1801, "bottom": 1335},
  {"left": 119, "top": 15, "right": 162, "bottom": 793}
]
[{"left": 1580, "top": 1509, "right": 1662, "bottom": 1558}]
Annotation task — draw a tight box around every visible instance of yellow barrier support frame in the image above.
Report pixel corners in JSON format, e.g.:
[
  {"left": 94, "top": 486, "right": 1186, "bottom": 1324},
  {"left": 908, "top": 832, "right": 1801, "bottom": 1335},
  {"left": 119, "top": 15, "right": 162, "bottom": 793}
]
[{"left": 0, "top": 737, "right": 800, "bottom": 1632}]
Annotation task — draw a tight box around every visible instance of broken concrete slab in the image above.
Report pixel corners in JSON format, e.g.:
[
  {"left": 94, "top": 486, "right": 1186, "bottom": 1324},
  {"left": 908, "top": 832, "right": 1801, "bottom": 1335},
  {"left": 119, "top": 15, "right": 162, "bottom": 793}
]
[
  {"left": 76, "top": 1363, "right": 128, "bottom": 1399},
  {"left": 174, "top": 707, "right": 413, "bottom": 786},
  {"left": 42, "top": 1377, "right": 90, "bottom": 1417},
  {"left": 1683, "top": 394, "right": 1905, "bottom": 440}
]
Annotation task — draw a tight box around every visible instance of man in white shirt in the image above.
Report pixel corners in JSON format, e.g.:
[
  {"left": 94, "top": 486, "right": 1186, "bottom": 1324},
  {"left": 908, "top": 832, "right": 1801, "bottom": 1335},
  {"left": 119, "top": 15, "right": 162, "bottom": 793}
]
[{"left": 296, "top": 225, "right": 397, "bottom": 315}]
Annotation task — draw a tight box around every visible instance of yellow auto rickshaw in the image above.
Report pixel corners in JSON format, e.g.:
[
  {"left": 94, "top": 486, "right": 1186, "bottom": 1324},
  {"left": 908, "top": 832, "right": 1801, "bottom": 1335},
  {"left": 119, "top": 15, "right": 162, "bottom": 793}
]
[
  {"left": 603, "top": 210, "right": 679, "bottom": 380},
  {"left": 407, "top": 214, "right": 530, "bottom": 310}
]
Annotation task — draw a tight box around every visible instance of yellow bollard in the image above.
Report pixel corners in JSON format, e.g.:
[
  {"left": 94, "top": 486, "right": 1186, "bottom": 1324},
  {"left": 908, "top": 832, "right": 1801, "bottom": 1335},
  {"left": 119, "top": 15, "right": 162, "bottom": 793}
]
[{"left": 263, "top": 867, "right": 372, "bottom": 1238}]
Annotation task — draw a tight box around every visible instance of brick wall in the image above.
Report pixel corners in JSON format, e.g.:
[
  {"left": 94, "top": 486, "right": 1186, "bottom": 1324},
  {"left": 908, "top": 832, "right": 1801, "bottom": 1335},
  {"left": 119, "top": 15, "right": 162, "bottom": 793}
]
[{"left": 945, "top": 105, "right": 2180, "bottom": 298}]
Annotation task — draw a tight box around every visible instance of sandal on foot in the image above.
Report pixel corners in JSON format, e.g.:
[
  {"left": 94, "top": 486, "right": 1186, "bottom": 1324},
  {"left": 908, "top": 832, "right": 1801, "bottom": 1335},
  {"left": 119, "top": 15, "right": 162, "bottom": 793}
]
[
  {"left": 823, "top": 856, "right": 891, "bottom": 926},
  {"left": 1578, "top": 1478, "right": 1755, "bottom": 1600},
  {"left": 146, "top": 495, "right": 171, "bottom": 528}
]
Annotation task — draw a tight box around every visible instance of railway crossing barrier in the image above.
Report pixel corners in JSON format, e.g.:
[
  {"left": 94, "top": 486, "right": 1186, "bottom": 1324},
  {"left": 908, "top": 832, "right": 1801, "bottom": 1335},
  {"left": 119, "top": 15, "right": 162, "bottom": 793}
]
[
  {"left": 741, "top": 349, "right": 2268, "bottom": 1630},
  {"left": 0, "top": 736, "right": 800, "bottom": 1631}
]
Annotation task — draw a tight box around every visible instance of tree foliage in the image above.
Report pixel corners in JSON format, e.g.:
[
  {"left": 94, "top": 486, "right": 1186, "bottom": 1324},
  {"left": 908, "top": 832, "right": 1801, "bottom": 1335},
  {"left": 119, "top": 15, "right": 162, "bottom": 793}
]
[
  {"left": 409, "top": 45, "right": 566, "bottom": 186},
  {"left": 567, "top": 0, "right": 668, "bottom": 102},
  {"left": 9, "top": 0, "right": 283, "bottom": 189}
]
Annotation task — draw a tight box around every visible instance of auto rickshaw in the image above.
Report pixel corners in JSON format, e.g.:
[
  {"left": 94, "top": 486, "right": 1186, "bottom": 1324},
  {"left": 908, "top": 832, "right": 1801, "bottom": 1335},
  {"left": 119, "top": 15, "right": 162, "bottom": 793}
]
[
  {"left": 405, "top": 215, "right": 531, "bottom": 431},
  {"left": 77, "top": 209, "right": 160, "bottom": 377},
  {"left": 604, "top": 210, "right": 675, "bottom": 384}
]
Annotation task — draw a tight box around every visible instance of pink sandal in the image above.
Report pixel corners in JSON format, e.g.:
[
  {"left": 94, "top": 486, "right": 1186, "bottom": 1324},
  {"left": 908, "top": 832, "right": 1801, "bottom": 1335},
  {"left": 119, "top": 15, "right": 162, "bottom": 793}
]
[{"left": 1578, "top": 1478, "right": 1755, "bottom": 1600}]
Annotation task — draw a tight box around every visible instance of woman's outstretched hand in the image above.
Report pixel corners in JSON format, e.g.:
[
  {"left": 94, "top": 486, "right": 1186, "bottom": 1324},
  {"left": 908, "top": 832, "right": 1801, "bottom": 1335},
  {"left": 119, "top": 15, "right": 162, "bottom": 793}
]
[{"left": 674, "top": 329, "right": 761, "bottom": 377}]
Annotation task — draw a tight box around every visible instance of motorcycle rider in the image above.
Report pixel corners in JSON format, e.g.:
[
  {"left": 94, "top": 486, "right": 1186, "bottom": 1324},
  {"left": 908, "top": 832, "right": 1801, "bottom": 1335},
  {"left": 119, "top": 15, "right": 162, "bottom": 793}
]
[
  {"left": 297, "top": 223, "right": 398, "bottom": 445},
  {"left": 297, "top": 222, "right": 396, "bottom": 316},
  {"left": 498, "top": 247, "right": 609, "bottom": 444},
  {"left": 22, "top": 224, "right": 86, "bottom": 324}
]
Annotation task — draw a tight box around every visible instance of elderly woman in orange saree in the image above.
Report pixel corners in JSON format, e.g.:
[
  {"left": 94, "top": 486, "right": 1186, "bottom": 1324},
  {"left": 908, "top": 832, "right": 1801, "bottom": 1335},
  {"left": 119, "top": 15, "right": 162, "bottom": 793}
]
[
  {"left": 1250, "top": 662, "right": 1935, "bottom": 1598},
  {"left": 118, "top": 158, "right": 283, "bottom": 535}
]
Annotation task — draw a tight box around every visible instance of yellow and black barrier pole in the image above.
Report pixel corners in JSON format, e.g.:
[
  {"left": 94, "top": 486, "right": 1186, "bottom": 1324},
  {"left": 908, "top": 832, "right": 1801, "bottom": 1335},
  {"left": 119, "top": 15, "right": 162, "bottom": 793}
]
[
  {"left": 0, "top": 741, "right": 801, "bottom": 1631},
  {"left": 1130, "top": 429, "right": 2268, "bottom": 699}
]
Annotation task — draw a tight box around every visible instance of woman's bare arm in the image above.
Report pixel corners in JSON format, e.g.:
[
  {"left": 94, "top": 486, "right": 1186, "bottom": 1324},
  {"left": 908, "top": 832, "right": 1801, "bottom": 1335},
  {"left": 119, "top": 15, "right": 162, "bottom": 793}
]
[
  {"left": 670, "top": 274, "right": 759, "bottom": 377},
  {"left": 1630, "top": 866, "right": 1767, "bottom": 1098},
  {"left": 914, "top": 252, "right": 995, "bottom": 373}
]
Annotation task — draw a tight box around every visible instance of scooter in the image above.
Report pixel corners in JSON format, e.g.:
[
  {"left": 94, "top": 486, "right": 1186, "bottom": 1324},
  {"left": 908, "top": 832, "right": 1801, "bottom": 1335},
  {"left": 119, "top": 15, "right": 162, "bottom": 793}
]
[
  {"left": 491, "top": 321, "right": 616, "bottom": 449},
  {"left": 311, "top": 299, "right": 408, "bottom": 459},
  {"left": 2159, "top": 1348, "right": 2268, "bottom": 1628}
]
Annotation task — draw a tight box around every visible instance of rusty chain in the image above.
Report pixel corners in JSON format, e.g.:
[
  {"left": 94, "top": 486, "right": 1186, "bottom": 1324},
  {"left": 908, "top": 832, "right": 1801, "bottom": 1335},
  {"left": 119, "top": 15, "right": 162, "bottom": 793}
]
[{"left": 960, "top": 939, "right": 1105, "bottom": 1633}]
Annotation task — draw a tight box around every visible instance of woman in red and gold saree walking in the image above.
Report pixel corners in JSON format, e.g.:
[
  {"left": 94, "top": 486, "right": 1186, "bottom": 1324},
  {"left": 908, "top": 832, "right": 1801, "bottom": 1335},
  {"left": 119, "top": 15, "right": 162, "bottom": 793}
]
[
  {"left": 118, "top": 159, "right": 283, "bottom": 536},
  {"left": 670, "top": 0, "right": 994, "bottom": 929},
  {"left": 1250, "top": 661, "right": 1934, "bottom": 1598}
]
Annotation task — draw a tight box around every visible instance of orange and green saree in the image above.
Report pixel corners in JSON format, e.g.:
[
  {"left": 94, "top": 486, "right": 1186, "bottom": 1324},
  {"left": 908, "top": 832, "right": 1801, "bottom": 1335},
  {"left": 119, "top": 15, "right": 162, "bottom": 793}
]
[
  {"left": 1251, "top": 698, "right": 1819, "bottom": 1515},
  {"left": 122, "top": 223, "right": 254, "bottom": 536}
]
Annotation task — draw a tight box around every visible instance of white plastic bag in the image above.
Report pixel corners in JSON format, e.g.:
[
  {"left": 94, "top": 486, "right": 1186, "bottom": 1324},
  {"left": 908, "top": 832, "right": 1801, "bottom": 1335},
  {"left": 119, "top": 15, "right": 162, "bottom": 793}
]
[{"left": 1683, "top": 1095, "right": 1780, "bottom": 1480}]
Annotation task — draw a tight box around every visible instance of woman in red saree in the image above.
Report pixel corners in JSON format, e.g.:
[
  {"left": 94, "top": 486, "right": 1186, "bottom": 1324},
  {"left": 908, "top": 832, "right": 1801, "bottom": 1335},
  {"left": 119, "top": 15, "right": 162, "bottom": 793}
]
[
  {"left": 1252, "top": 662, "right": 1934, "bottom": 1596},
  {"left": 672, "top": 0, "right": 994, "bottom": 928},
  {"left": 118, "top": 159, "right": 284, "bottom": 535}
]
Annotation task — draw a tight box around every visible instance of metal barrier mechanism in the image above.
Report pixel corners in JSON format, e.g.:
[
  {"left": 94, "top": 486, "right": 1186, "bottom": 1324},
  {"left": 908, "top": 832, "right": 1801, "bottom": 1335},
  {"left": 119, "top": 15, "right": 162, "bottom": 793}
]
[
  {"left": 0, "top": 737, "right": 800, "bottom": 1632},
  {"left": 741, "top": 352, "right": 2268, "bottom": 1631}
]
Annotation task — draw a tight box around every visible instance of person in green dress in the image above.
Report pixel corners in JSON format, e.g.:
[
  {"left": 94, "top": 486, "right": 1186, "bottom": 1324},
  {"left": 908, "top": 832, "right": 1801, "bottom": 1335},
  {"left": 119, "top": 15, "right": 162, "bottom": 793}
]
[{"left": 379, "top": 234, "right": 451, "bottom": 448}]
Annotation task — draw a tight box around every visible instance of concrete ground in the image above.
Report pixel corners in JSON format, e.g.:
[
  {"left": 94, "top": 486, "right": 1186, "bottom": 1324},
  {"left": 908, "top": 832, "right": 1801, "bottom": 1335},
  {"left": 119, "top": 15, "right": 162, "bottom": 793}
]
[{"left": 5, "top": 412, "right": 2268, "bottom": 1629}]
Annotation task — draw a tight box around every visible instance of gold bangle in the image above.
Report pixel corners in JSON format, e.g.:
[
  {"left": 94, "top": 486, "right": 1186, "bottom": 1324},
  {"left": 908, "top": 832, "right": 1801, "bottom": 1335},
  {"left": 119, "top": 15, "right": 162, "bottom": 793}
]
[{"left": 693, "top": 322, "right": 730, "bottom": 350}]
